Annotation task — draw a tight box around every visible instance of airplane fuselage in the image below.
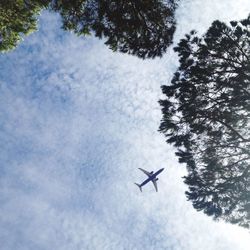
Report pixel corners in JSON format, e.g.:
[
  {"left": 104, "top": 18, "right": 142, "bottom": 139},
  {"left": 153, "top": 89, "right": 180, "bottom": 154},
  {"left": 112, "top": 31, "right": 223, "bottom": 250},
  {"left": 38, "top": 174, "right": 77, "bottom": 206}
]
[{"left": 139, "top": 168, "right": 164, "bottom": 187}]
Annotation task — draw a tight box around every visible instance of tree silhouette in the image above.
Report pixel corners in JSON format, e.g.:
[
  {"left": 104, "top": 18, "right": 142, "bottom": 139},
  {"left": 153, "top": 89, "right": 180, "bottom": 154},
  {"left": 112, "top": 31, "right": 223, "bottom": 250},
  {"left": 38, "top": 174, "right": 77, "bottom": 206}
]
[
  {"left": 1, "top": 0, "right": 178, "bottom": 58},
  {"left": 51, "top": 0, "right": 177, "bottom": 58},
  {"left": 159, "top": 15, "right": 250, "bottom": 228}
]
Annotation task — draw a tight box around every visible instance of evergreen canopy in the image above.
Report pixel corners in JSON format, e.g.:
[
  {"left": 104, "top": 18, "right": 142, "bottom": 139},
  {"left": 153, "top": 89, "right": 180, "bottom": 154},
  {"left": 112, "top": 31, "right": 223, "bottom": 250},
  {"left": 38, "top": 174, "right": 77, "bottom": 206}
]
[
  {"left": 0, "top": 0, "right": 178, "bottom": 58},
  {"left": 159, "top": 15, "right": 250, "bottom": 228},
  {"left": 51, "top": 0, "right": 177, "bottom": 58}
]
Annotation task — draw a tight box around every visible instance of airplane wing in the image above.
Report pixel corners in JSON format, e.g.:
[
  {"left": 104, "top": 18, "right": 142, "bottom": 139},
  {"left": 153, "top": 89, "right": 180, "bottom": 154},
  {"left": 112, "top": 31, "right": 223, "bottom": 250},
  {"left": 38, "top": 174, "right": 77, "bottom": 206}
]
[
  {"left": 138, "top": 168, "right": 152, "bottom": 177},
  {"left": 152, "top": 179, "right": 158, "bottom": 192}
]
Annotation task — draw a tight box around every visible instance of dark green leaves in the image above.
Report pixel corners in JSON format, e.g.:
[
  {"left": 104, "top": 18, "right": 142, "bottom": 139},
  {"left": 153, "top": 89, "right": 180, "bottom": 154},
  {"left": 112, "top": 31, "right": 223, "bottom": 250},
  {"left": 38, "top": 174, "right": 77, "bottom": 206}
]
[
  {"left": 1, "top": 0, "right": 178, "bottom": 58},
  {"left": 0, "top": 0, "right": 50, "bottom": 52},
  {"left": 160, "top": 14, "right": 250, "bottom": 228},
  {"left": 51, "top": 0, "right": 178, "bottom": 58}
]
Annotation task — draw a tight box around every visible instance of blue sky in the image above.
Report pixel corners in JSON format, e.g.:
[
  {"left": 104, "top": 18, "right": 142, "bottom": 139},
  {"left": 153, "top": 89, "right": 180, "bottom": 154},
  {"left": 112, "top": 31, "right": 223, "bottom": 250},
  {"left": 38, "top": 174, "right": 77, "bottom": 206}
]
[{"left": 1, "top": 1, "right": 250, "bottom": 249}]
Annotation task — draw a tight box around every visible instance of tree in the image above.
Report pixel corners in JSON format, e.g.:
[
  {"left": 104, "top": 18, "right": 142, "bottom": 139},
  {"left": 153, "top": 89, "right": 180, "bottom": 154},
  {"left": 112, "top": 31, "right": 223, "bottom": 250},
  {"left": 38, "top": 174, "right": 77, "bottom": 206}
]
[
  {"left": 1, "top": 0, "right": 178, "bottom": 58},
  {"left": 51, "top": 0, "right": 177, "bottom": 58},
  {"left": 0, "top": 0, "right": 49, "bottom": 52},
  {"left": 159, "top": 15, "right": 250, "bottom": 228}
]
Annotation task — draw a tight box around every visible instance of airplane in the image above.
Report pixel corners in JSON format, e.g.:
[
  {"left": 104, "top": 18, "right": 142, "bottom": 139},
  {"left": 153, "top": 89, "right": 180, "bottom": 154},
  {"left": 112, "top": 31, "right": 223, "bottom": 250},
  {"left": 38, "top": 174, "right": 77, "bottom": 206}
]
[{"left": 135, "top": 168, "right": 164, "bottom": 192}]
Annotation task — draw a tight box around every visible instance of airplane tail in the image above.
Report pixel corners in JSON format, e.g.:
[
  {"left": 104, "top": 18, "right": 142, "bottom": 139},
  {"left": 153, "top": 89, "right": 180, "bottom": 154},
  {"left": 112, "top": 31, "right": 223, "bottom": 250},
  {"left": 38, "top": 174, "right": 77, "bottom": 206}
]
[{"left": 134, "top": 183, "right": 142, "bottom": 192}]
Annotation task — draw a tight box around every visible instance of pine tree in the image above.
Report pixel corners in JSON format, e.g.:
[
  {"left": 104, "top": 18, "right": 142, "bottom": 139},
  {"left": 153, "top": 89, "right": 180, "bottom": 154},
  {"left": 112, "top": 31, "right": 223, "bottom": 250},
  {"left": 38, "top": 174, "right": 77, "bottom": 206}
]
[
  {"left": 51, "top": 0, "right": 177, "bottom": 58},
  {"left": 159, "top": 15, "right": 250, "bottom": 228},
  {"left": 1, "top": 0, "right": 178, "bottom": 58}
]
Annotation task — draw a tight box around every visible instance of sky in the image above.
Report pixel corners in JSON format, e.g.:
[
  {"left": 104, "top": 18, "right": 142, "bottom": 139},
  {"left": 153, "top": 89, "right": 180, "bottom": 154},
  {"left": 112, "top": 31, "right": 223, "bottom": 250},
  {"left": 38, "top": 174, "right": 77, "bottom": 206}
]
[{"left": 0, "top": 0, "right": 250, "bottom": 249}]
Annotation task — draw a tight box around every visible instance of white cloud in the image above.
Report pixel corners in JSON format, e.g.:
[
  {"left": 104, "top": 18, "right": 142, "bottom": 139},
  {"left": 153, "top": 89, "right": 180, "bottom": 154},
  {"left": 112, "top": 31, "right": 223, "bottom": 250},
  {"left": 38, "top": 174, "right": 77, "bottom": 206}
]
[{"left": 0, "top": 1, "right": 250, "bottom": 249}]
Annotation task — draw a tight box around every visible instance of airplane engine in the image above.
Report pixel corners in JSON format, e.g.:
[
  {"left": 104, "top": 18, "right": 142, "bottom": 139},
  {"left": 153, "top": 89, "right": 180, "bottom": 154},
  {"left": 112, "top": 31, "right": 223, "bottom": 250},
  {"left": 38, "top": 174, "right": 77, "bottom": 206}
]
[
  {"left": 150, "top": 171, "right": 154, "bottom": 174},
  {"left": 155, "top": 178, "right": 159, "bottom": 181}
]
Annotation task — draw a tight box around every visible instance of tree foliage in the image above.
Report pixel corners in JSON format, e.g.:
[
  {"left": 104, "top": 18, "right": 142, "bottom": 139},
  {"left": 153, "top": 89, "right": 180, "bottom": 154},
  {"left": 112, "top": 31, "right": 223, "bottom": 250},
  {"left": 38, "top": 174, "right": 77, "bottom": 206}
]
[
  {"left": 0, "top": 0, "right": 49, "bottom": 52},
  {"left": 51, "top": 0, "right": 177, "bottom": 58},
  {"left": 159, "top": 15, "right": 250, "bottom": 228},
  {"left": 0, "top": 0, "right": 178, "bottom": 58}
]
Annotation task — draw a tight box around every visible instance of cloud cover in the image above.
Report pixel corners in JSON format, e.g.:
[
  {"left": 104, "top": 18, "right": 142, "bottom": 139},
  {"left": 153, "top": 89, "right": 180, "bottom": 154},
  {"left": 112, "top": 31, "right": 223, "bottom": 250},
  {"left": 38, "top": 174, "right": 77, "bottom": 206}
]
[{"left": 0, "top": 1, "right": 250, "bottom": 249}]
